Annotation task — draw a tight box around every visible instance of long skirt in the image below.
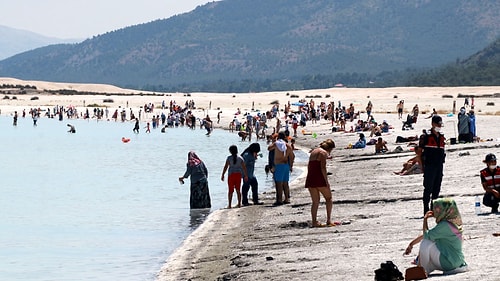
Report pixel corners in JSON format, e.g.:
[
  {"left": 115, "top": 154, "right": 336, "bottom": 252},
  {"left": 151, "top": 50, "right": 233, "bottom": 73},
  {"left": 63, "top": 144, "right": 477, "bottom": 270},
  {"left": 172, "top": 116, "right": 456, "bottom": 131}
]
[{"left": 190, "top": 178, "right": 211, "bottom": 209}]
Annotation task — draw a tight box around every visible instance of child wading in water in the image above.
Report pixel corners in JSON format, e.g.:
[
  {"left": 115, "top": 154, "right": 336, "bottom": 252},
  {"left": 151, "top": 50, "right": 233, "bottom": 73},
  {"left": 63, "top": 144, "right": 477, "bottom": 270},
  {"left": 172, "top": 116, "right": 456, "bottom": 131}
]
[{"left": 221, "top": 145, "right": 248, "bottom": 208}]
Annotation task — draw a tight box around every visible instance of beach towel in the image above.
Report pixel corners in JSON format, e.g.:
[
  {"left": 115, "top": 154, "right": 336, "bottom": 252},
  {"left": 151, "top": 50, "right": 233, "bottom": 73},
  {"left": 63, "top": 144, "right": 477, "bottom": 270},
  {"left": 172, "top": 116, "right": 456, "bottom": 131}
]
[{"left": 275, "top": 139, "right": 287, "bottom": 155}]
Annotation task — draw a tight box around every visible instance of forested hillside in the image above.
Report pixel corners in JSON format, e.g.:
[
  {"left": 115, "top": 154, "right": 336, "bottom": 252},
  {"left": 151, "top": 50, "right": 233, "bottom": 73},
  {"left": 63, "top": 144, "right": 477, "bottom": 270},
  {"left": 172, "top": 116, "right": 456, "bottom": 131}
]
[{"left": 0, "top": 0, "right": 499, "bottom": 92}]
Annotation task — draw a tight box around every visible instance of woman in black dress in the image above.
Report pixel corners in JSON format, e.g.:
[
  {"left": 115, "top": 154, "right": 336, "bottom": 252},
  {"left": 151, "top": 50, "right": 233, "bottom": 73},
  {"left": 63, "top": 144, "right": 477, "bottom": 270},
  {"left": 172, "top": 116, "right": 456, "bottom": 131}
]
[{"left": 179, "top": 151, "right": 211, "bottom": 209}]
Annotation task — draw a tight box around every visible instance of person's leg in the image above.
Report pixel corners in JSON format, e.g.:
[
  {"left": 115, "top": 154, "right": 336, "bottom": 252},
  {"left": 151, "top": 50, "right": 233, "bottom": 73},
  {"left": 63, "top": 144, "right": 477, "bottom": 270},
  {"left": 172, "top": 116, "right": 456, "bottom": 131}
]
[
  {"left": 430, "top": 167, "right": 443, "bottom": 210},
  {"left": 241, "top": 180, "right": 250, "bottom": 206},
  {"left": 250, "top": 177, "right": 260, "bottom": 204},
  {"left": 227, "top": 173, "right": 237, "bottom": 208},
  {"left": 227, "top": 189, "right": 233, "bottom": 208},
  {"left": 273, "top": 164, "right": 286, "bottom": 205},
  {"left": 423, "top": 169, "right": 437, "bottom": 214},
  {"left": 274, "top": 182, "right": 283, "bottom": 204},
  {"left": 308, "top": 188, "right": 321, "bottom": 226},
  {"left": 431, "top": 170, "right": 443, "bottom": 201},
  {"left": 483, "top": 193, "right": 499, "bottom": 213},
  {"left": 235, "top": 186, "right": 242, "bottom": 208},
  {"left": 283, "top": 182, "right": 290, "bottom": 203},
  {"left": 228, "top": 173, "right": 242, "bottom": 207},
  {"left": 283, "top": 164, "right": 291, "bottom": 203},
  {"left": 318, "top": 186, "right": 333, "bottom": 224},
  {"left": 418, "top": 239, "right": 442, "bottom": 275}
]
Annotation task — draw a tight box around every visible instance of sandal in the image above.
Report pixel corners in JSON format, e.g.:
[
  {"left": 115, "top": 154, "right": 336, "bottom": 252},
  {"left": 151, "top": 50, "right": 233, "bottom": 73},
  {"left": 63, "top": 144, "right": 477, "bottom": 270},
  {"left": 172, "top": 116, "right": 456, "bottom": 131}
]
[{"left": 326, "top": 221, "right": 342, "bottom": 227}]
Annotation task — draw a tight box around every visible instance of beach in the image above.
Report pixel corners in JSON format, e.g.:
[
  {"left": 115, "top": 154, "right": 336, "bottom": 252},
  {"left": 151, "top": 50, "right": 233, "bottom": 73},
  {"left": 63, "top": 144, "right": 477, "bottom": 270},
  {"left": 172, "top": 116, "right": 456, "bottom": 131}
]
[{"left": 1, "top": 77, "right": 500, "bottom": 280}]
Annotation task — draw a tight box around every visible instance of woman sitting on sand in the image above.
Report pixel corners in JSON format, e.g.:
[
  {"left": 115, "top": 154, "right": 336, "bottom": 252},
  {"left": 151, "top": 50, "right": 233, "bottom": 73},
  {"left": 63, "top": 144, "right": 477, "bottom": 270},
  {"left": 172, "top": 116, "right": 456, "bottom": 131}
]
[
  {"left": 352, "top": 133, "right": 367, "bottom": 149},
  {"left": 394, "top": 148, "right": 422, "bottom": 175},
  {"left": 404, "top": 198, "right": 468, "bottom": 276},
  {"left": 305, "top": 139, "right": 336, "bottom": 227}
]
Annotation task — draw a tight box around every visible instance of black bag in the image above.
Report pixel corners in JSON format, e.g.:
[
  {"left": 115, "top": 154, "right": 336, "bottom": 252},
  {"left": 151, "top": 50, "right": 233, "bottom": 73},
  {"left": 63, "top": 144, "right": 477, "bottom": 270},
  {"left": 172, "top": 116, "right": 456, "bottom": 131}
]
[{"left": 374, "top": 261, "right": 404, "bottom": 281}]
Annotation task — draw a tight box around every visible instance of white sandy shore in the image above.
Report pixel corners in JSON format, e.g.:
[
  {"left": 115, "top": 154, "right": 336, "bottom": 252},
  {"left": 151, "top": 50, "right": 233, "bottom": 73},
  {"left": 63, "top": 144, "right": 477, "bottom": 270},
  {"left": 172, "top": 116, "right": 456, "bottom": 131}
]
[
  {"left": 1, "top": 77, "right": 500, "bottom": 280},
  {"left": 157, "top": 115, "right": 500, "bottom": 281}
]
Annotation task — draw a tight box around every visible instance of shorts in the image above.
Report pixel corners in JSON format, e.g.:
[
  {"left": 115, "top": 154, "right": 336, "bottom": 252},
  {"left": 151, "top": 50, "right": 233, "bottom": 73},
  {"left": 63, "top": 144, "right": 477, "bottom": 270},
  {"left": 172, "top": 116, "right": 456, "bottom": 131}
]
[
  {"left": 228, "top": 172, "right": 242, "bottom": 192},
  {"left": 274, "top": 163, "right": 290, "bottom": 182}
]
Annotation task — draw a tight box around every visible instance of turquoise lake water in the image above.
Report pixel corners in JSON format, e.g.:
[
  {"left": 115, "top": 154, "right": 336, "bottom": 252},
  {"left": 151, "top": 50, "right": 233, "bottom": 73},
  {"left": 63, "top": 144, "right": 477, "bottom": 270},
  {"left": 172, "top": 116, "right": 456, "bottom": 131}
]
[{"left": 0, "top": 115, "right": 305, "bottom": 281}]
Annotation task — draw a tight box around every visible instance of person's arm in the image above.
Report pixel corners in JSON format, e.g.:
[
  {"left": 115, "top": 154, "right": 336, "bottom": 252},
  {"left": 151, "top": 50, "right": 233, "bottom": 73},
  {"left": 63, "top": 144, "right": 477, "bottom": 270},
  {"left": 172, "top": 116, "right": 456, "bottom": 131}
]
[
  {"left": 404, "top": 234, "right": 423, "bottom": 255},
  {"left": 288, "top": 145, "right": 295, "bottom": 172},
  {"left": 483, "top": 181, "right": 500, "bottom": 198},
  {"left": 179, "top": 165, "right": 191, "bottom": 183},
  {"left": 202, "top": 162, "right": 208, "bottom": 178},
  {"left": 267, "top": 142, "right": 275, "bottom": 151},
  {"left": 241, "top": 161, "right": 249, "bottom": 182},
  {"left": 320, "top": 151, "right": 329, "bottom": 188},
  {"left": 416, "top": 139, "right": 424, "bottom": 170},
  {"left": 423, "top": 211, "right": 433, "bottom": 232},
  {"left": 221, "top": 160, "right": 229, "bottom": 181}
]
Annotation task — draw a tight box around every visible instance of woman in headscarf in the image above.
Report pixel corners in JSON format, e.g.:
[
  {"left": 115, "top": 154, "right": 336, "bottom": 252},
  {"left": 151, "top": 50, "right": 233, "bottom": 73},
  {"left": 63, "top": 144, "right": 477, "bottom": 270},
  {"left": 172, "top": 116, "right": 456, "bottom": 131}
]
[
  {"left": 179, "top": 151, "right": 211, "bottom": 209},
  {"left": 404, "top": 198, "right": 467, "bottom": 276}
]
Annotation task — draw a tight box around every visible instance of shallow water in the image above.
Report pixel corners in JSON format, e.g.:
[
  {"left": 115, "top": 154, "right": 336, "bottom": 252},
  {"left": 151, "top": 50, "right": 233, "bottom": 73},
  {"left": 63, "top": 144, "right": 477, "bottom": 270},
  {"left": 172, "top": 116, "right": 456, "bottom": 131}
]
[{"left": 0, "top": 115, "right": 306, "bottom": 281}]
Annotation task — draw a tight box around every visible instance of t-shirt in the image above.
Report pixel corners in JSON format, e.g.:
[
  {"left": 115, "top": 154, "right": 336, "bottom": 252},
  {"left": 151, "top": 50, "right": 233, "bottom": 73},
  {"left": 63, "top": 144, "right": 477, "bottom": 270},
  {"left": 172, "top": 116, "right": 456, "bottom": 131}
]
[
  {"left": 227, "top": 155, "right": 244, "bottom": 175},
  {"left": 242, "top": 152, "right": 256, "bottom": 178}
]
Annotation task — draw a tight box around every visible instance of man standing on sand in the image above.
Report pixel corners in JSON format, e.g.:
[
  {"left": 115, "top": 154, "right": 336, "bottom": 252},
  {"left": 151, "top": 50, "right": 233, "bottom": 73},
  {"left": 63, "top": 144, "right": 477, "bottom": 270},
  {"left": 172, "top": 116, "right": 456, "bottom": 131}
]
[
  {"left": 268, "top": 132, "right": 295, "bottom": 206},
  {"left": 417, "top": 115, "right": 446, "bottom": 215}
]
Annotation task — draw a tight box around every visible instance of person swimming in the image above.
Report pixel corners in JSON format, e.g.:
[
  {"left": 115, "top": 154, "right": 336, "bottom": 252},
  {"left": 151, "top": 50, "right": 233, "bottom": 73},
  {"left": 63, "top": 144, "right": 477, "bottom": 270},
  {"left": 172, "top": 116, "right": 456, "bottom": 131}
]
[{"left": 67, "top": 124, "right": 76, "bottom": 133}]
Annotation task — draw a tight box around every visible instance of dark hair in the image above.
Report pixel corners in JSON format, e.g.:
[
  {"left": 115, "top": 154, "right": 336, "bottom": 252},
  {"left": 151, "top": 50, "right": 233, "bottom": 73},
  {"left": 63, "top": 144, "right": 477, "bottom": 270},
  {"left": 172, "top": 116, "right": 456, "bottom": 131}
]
[
  {"left": 278, "top": 132, "right": 286, "bottom": 140},
  {"left": 229, "top": 145, "right": 238, "bottom": 164},
  {"left": 241, "top": 143, "right": 260, "bottom": 156}
]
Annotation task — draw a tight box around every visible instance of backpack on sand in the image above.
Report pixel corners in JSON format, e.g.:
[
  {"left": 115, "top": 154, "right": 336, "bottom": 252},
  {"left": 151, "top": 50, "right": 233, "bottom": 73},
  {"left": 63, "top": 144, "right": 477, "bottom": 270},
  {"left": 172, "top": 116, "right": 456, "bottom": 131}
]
[{"left": 374, "top": 260, "right": 404, "bottom": 281}]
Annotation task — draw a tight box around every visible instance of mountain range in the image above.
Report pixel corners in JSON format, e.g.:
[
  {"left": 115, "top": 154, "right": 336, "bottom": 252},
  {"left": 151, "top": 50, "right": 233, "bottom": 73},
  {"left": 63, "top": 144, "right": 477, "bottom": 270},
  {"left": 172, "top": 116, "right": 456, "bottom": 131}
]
[
  {"left": 0, "top": 25, "right": 80, "bottom": 60},
  {"left": 0, "top": 0, "right": 499, "bottom": 92}
]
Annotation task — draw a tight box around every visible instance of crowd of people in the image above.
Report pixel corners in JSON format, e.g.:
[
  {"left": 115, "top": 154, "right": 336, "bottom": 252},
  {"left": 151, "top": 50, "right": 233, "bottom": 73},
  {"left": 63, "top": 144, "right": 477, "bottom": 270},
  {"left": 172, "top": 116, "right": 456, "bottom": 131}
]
[
  {"left": 8, "top": 95, "right": 497, "bottom": 279},
  {"left": 217, "top": 99, "right": 497, "bottom": 278}
]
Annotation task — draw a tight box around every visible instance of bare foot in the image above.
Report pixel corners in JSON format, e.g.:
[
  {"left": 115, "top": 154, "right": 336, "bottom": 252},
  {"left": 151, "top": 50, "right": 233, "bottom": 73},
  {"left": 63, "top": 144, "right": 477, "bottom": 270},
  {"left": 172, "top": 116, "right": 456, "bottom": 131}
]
[
  {"left": 226, "top": 205, "right": 232, "bottom": 209},
  {"left": 311, "top": 221, "right": 326, "bottom": 228}
]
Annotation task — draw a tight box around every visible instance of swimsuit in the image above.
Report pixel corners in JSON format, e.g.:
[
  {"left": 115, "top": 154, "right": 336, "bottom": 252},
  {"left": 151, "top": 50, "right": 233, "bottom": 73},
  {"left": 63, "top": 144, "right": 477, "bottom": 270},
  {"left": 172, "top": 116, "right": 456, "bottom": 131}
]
[
  {"left": 305, "top": 160, "right": 327, "bottom": 188},
  {"left": 274, "top": 163, "right": 290, "bottom": 182}
]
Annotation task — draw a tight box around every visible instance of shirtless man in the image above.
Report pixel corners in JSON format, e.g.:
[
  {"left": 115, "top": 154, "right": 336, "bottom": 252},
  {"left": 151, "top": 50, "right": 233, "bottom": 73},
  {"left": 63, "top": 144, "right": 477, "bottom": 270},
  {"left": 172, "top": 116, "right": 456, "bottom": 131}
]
[{"left": 268, "top": 132, "right": 295, "bottom": 205}]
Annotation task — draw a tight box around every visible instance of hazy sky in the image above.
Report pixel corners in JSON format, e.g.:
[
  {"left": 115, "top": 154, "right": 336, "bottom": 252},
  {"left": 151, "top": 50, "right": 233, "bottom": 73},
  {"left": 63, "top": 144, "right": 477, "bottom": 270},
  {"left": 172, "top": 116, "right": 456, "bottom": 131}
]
[{"left": 0, "top": 0, "right": 215, "bottom": 39}]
